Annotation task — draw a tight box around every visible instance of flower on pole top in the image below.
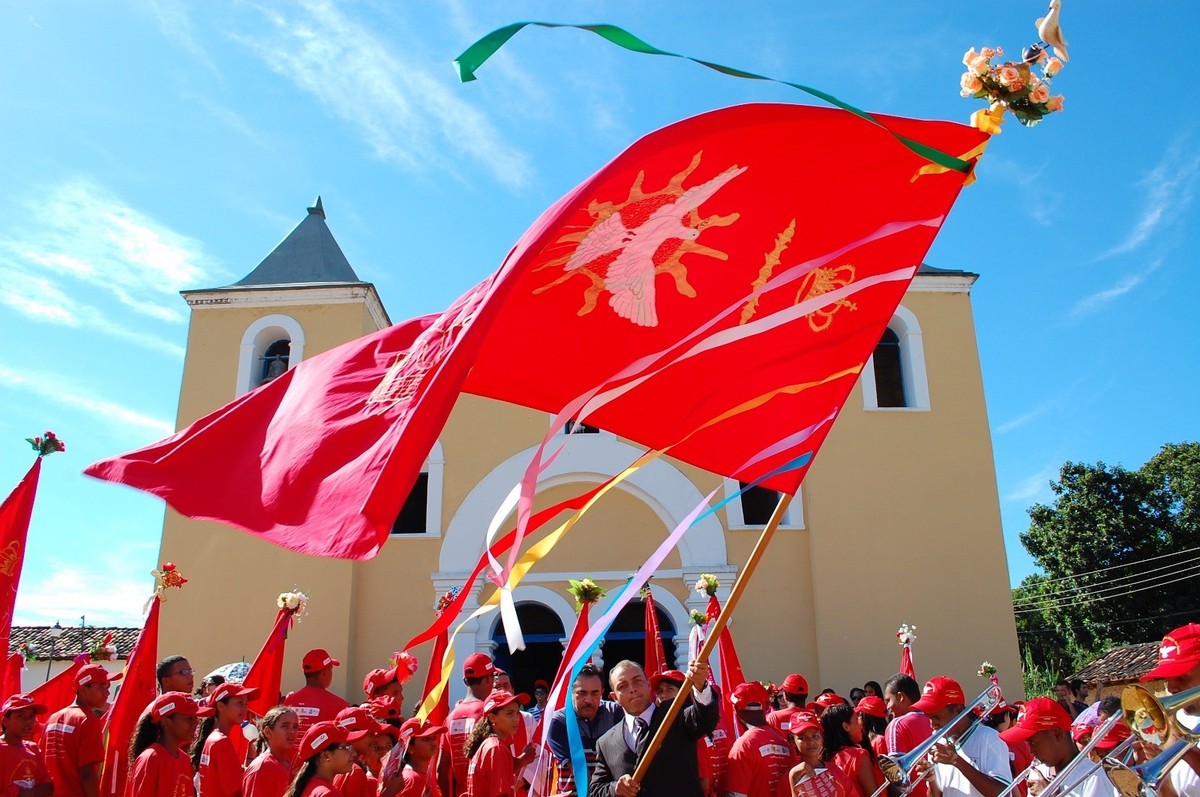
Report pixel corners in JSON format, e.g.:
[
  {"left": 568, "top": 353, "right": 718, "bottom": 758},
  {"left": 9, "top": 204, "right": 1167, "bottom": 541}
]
[
  {"left": 689, "top": 609, "right": 708, "bottom": 627},
  {"left": 26, "top": 431, "right": 66, "bottom": 458},
  {"left": 897, "top": 623, "right": 917, "bottom": 646},
  {"left": 150, "top": 562, "right": 187, "bottom": 603},
  {"left": 567, "top": 578, "right": 606, "bottom": 611},
  {"left": 436, "top": 586, "right": 460, "bottom": 615},
  {"left": 277, "top": 590, "right": 309, "bottom": 620},
  {"left": 390, "top": 650, "right": 420, "bottom": 683},
  {"left": 978, "top": 660, "right": 1000, "bottom": 684},
  {"left": 694, "top": 574, "right": 720, "bottom": 597}
]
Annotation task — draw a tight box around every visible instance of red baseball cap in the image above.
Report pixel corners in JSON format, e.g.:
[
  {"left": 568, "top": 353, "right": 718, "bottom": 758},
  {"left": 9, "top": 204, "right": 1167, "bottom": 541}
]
[
  {"left": 335, "top": 706, "right": 387, "bottom": 736},
  {"left": 400, "top": 718, "right": 447, "bottom": 740},
  {"left": 77, "top": 664, "right": 122, "bottom": 688},
  {"left": 463, "top": 653, "right": 495, "bottom": 679},
  {"left": 999, "top": 697, "right": 1072, "bottom": 743},
  {"left": 782, "top": 673, "right": 809, "bottom": 694},
  {"left": 149, "top": 692, "right": 215, "bottom": 721},
  {"left": 363, "top": 667, "right": 400, "bottom": 697},
  {"left": 534, "top": 679, "right": 550, "bottom": 691},
  {"left": 302, "top": 649, "right": 340, "bottom": 673},
  {"left": 368, "top": 695, "right": 403, "bottom": 723},
  {"left": 650, "top": 670, "right": 687, "bottom": 690},
  {"left": 1092, "top": 720, "right": 1132, "bottom": 751},
  {"left": 911, "top": 677, "right": 966, "bottom": 713},
  {"left": 208, "top": 682, "right": 259, "bottom": 705},
  {"left": 856, "top": 696, "right": 887, "bottom": 719},
  {"left": 1142, "top": 624, "right": 1200, "bottom": 681},
  {"left": 298, "top": 720, "right": 365, "bottom": 761},
  {"left": 0, "top": 694, "right": 46, "bottom": 715},
  {"left": 482, "top": 689, "right": 528, "bottom": 714},
  {"left": 788, "top": 711, "right": 823, "bottom": 735},
  {"left": 816, "top": 693, "right": 848, "bottom": 710},
  {"left": 731, "top": 682, "right": 770, "bottom": 710}
]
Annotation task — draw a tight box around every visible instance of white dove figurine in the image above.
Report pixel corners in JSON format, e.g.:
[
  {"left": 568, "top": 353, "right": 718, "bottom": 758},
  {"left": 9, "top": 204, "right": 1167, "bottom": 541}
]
[{"left": 1036, "top": 0, "right": 1069, "bottom": 62}]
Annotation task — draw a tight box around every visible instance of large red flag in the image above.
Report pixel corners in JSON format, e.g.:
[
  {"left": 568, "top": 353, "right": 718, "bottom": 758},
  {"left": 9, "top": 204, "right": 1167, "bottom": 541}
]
[
  {"left": 87, "top": 104, "right": 984, "bottom": 559},
  {"left": 101, "top": 598, "right": 160, "bottom": 797},
  {"left": 0, "top": 459, "right": 41, "bottom": 658},
  {"left": 1, "top": 654, "right": 23, "bottom": 701},
  {"left": 29, "top": 654, "right": 89, "bottom": 716},
  {"left": 243, "top": 607, "right": 292, "bottom": 718},
  {"left": 643, "top": 589, "right": 666, "bottom": 677}
]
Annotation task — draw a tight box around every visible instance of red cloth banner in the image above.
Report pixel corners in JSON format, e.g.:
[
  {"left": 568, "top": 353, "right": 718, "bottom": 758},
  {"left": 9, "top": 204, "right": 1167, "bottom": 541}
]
[
  {"left": 101, "top": 598, "right": 160, "bottom": 797},
  {"left": 29, "top": 655, "right": 88, "bottom": 716},
  {"left": 1, "top": 654, "right": 23, "bottom": 701},
  {"left": 900, "top": 645, "right": 916, "bottom": 681},
  {"left": 87, "top": 104, "right": 983, "bottom": 560},
  {"left": 243, "top": 608, "right": 292, "bottom": 718},
  {"left": 643, "top": 590, "right": 666, "bottom": 677},
  {"left": 421, "top": 630, "right": 451, "bottom": 726},
  {"left": 0, "top": 459, "right": 40, "bottom": 658}
]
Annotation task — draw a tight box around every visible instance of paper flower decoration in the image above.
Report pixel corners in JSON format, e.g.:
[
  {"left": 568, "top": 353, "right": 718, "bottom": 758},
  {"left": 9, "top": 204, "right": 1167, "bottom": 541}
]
[
  {"left": 694, "top": 574, "right": 720, "bottom": 597},
  {"left": 277, "top": 590, "right": 309, "bottom": 621},
  {"left": 689, "top": 609, "right": 708, "bottom": 626},
  {"left": 959, "top": 18, "right": 1066, "bottom": 132},
  {"left": 436, "top": 586, "right": 460, "bottom": 615},
  {"left": 978, "top": 661, "right": 998, "bottom": 681},
  {"left": 567, "top": 578, "right": 606, "bottom": 611},
  {"left": 150, "top": 563, "right": 188, "bottom": 604},
  {"left": 897, "top": 623, "right": 917, "bottom": 646},
  {"left": 390, "top": 650, "right": 420, "bottom": 683},
  {"left": 26, "top": 431, "right": 66, "bottom": 458}
]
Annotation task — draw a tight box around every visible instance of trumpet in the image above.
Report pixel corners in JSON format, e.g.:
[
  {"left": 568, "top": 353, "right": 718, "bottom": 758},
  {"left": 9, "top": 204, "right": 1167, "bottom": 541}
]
[
  {"left": 877, "top": 685, "right": 1004, "bottom": 788},
  {"left": 1122, "top": 683, "right": 1200, "bottom": 745},
  {"left": 1035, "top": 714, "right": 1128, "bottom": 797},
  {"left": 1104, "top": 737, "right": 1195, "bottom": 797}
]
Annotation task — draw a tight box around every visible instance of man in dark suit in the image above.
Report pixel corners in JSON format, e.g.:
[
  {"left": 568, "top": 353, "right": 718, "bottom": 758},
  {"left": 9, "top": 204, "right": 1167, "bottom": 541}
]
[{"left": 589, "top": 659, "right": 719, "bottom": 797}]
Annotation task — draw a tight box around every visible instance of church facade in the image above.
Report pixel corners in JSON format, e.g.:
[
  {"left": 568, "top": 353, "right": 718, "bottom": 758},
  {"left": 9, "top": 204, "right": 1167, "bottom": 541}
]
[{"left": 158, "top": 200, "right": 1022, "bottom": 705}]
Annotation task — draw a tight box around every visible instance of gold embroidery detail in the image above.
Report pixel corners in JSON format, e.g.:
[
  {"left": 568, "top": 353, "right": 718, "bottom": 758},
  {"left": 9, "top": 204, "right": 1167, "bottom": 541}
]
[
  {"left": 739, "top": 219, "right": 796, "bottom": 325},
  {"left": 795, "top": 264, "right": 858, "bottom": 332},
  {"left": 0, "top": 541, "right": 19, "bottom": 577}
]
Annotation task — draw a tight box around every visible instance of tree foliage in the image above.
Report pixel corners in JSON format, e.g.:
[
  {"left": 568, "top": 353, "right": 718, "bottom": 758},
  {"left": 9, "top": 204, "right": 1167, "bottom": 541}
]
[{"left": 1014, "top": 442, "right": 1200, "bottom": 677}]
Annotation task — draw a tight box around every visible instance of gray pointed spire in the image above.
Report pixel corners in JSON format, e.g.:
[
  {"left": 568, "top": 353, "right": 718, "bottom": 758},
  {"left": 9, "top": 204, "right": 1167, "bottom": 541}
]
[{"left": 231, "top": 197, "right": 361, "bottom": 286}]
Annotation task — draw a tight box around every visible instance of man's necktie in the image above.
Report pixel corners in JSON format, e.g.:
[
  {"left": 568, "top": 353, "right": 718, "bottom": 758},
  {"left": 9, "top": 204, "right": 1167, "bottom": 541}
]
[{"left": 634, "top": 717, "right": 650, "bottom": 753}]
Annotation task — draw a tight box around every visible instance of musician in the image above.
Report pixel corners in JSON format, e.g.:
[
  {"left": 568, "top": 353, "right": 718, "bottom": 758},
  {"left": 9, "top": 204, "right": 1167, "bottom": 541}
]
[
  {"left": 911, "top": 677, "right": 1011, "bottom": 797},
  {"left": 999, "top": 697, "right": 1120, "bottom": 797},
  {"left": 1140, "top": 623, "right": 1200, "bottom": 797}
]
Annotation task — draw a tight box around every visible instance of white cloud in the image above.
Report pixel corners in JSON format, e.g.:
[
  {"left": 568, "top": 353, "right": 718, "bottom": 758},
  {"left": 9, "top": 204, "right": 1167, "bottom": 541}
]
[
  {"left": 141, "top": 0, "right": 220, "bottom": 76},
  {"left": 995, "top": 402, "right": 1053, "bottom": 434},
  {"left": 14, "top": 559, "right": 153, "bottom": 627},
  {"left": 1102, "top": 136, "right": 1200, "bottom": 258},
  {"left": 0, "top": 363, "right": 174, "bottom": 437},
  {"left": 1070, "top": 258, "right": 1162, "bottom": 319},
  {"left": 0, "top": 179, "right": 219, "bottom": 325},
  {"left": 233, "top": 0, "right": 531, "bottom": 189},
  {"left": 1003, "top": 463, "right": 1059, "bottom": 504}
]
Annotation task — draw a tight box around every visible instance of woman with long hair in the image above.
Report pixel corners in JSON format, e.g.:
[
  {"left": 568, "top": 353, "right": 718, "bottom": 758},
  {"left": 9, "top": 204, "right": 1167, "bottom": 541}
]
[
  {"left": 193, "top": 682, "right": 259, "bottom": 797},
  {"left": 284, "top": 722, "right": 364, "bottom": 797},
  {"left": 464, "top": 691, "right": 525, "bottom": 797},
  {"left": 243, "top": 707, "right": 300, "bottom": 797},
  {"left": 821, "top": 704, "right": 878, "bottom": 797},
  {"left": 787, "top": 711, "right": 856, "bottom": 797},
  {"left": 128, "top": 693, "right": 214, "bottom": 797},
  {"left": 863, "top": 682, "right": 884, "bottom": 700},
  {"left": 331, "top": 707, "right": 386, "bottom": 797},
  {"left": 379, "top": 719, "right": 445, "bottom": 797},
  {"left": 855, "top": 696, "right": 889, "bottom": 757}
]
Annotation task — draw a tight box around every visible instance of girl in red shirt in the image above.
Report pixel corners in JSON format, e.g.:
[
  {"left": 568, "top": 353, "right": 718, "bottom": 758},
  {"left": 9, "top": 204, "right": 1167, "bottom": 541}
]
[
  {"left": 788, "top": 712, "right": 856, "bottom": 797},
  {"left": 380, "top": 719, "right": 445, "bottom": 797},
  {"left": 0, "top": 695, "right": 52, "bottom": 797},
  {"left": 193, "top": 682, "right": 260, "bottom": 797},
  {"left": 821, "top": 704, "right": 879, "bottom": 797},
  {"left": 243, "top": 707, "right": 301, "bottom": 797},
  {"left": 128, "top": 692, "right": 215, "bottom": 797},
  {"left": 284, "top": 721, "right": 364, "bottom": 797},
  {"left": 464, "top": 691, "right": 526, "bottom": 797}
]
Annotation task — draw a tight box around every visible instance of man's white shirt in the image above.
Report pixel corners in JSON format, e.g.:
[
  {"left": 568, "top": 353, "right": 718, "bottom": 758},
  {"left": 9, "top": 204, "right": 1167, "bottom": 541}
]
[{"left": 932, "top": 725, "right": 1011, "bottom": 797}]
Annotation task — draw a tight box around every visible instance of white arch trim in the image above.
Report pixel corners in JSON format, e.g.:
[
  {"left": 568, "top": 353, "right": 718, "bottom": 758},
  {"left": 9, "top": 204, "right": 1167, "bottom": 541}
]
[
  {"left": 235, "top": 314, "right": 306, "bottom": 397},
  {"left": 860, "top": 304, "right": 931, "bottom": 411},
  {"left": 389, "top": 439, "right": 445, "bottom": 537}
]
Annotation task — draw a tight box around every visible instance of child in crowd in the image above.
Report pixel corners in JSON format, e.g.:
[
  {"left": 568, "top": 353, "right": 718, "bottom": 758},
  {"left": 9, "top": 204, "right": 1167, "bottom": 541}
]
[
  {"left": 128, "top": 693, "right": 214, "bottom": 797},
  {"left": 464, "top": 691, "right": 526, "bottom": 797},
  {"left": 285, "top": 721, "right": 364, "bottom": 797},
  {"left": 821, "top": 704, "right": 879, "bottom": 797},
  {"left": 243, "top": 707, "right": 301, "bottom": 797},
  {"left": 194, "top": 682, "right": 259, "bottom": 797},
  {"left": 0, "top": 695, "right": 52, "bottom": 797}
]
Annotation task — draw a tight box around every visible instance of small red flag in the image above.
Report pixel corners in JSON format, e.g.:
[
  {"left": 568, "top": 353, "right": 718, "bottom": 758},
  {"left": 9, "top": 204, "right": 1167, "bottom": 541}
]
[
  {"left": 243, "top": 608, "right": 292, "bottom": 719},
  {"left": 1, "top": 653, "right": 22, "bottom": 702},
  {"left": 0, "top": 460, "right": 40, "bottom": 657},
  {"left": 900, "top": 645, "right": 916, "bottom": 681},
  {"left": 643, "top": 590, "right": 666, "bottom": 677},
  {"left": 29, "top": 655, "right": 88, "bottom": 716},
  {"left": 101, "top": 598, "right": 160, "bottom": 797}
]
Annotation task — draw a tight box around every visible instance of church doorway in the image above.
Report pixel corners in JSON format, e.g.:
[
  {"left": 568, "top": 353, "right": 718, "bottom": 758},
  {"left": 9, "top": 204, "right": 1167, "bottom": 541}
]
[
  {"left": 598, "top": 600, "right": 678, "bottom": 683},
  {"left": 491, "top": 602, "right": 566, "bottom": 696}
]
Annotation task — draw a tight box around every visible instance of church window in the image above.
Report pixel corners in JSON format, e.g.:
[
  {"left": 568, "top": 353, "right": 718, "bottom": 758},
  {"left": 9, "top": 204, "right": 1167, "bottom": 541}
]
[
  {"left": 872, "top": 328, "right": 906, "bottom": 407},
  {"left": 391, "top": 473, "right": 429, "bottom": 534},
  {"left": 860, "top": 305, "right": 931, "bottom": 412},
  {"left": 259, "top": 339, "right": 291, "bottom": 384}
]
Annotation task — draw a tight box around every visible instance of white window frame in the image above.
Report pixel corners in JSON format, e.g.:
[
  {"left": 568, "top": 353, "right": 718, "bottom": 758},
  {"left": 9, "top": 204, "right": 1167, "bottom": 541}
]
[
  {"left": 236, "top": 314, "right": 306, "bottom": 397},
  {"left": 860, "top": 304, "right": 931, "bottom": 412},
  {"left": 722, "top": 477, "right": 805, "bottom": 530},
  {"left": 389, "top": 440, "right": 444, "bottom": 538}
]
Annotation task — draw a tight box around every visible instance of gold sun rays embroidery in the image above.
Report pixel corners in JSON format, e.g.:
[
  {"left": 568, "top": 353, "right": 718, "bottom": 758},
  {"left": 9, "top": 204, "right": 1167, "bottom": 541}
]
[{"left": 533, "top": 152, "right": 744, "bottom": 327}]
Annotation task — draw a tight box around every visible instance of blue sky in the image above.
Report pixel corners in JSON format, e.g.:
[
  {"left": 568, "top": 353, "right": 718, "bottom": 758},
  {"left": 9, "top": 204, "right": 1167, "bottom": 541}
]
[{"left": 1, "top": 1, "right": 1197, "bottom": 627}]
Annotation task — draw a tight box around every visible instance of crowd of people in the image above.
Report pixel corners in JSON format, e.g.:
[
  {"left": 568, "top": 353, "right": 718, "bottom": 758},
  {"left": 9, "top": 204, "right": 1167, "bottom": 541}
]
[{"left": 0, "top": 624, "right": 1196, "bottom": 797}]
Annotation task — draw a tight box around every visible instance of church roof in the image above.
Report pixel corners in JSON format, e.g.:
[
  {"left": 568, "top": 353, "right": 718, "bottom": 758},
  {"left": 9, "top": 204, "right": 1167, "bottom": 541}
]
[{"left": 231, "top": 197, "right": 363, "bottom": 287}]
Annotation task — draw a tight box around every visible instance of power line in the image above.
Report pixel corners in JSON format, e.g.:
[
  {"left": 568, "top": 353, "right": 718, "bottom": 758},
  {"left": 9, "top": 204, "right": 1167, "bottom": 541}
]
[
  {"left": 1012, "top": 551, "right": 1200, "bottom": 607},
  {"left": 1016, "top": 607, "right": 1200, "bottom": 636},
  {"left": 1014, "top": 567, "right": 1200, "bottom": 614},
  {"left": 1013, "top": 545, "right": 1200, "bottom": 590},
  {"left": 1015, "top": 562, "right": 1200, "bottom": 612}
]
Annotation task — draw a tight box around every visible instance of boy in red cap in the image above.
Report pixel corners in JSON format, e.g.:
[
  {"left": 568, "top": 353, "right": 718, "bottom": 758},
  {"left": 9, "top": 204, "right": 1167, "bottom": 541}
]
[
  {"left": 768, "top": 673, "right": 811, "bottom": 735},
  {"left": 43, "top": 663, "right": 122, "bottom": 797},
  {"left": 0, "top": 694, "right": 52, "bottom": 797},
  {"left": 364, "top": 667, "right": 405, "bottom": 703},
  {"left": 439, "top": 652, "right": 496, "bottom": 797},
  {"left": 1140, "top": 623, "right": 1200, "bottom": 795},
  {"left": 530, "top": 680, "right": 550, "bottom": 723},
  {"left": 882, "top": 674, "right": 934, "bottom": 797},
  {"left": 910, "top": 677, "right": 1010, "bottom": 797},
  {"left": 998, "top": 697, "right": 1120, "bottom": 797},
  {"left": 285, "top": 649, "right": 350, "bottom": 737},
  {"left": 726, "top": 682, "right": 796, "bottom": 797}
]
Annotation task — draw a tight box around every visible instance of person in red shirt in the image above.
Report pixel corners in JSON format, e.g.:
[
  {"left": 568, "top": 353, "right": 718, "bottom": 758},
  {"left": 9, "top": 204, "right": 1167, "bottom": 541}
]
[
  {"left": 821, "top": 703, "right": 880, "bottom": 797},
  {"left": 439, "top": 653, "right": 496, "bottom": 797},
  {"left": 156, "top": 656, "right": 195, "bottom": 696},
  {"left": 726, "top": 682, "right": 797, "bottom": 797},
  {"left": 331, "top": 707, "right": 387, "bottom": 797},
  {"left": 285, "top": 721, "right": 365, "bottom": 797},
  {"left": 856, "top": 697, "right": 889, "bottom": 758},
  {"left": 465, "top": 690, "right": 525, "bottom": 797},
  {"left": 44, "top": 662, "right": 123, "bottom": 797},
  {"left": 128, "top": 692, "right": 214, "bottom": 797},
  {"left": 285, "top": 650, "right": 350, "bottom": 738},
  {"left": 882, "top": 674, "right": 933, "bottom": 797},
  {"left": 768, "top": 674, "right": 812, "bottom": 736},
  {"left": 379, "top": 719, "right": 445, "bottom": 797},
  {"left": 0, "top": 694, "right": 52, "bottom": 797},
  {"left": 364, "top": 667, "right": 406, "bottom": 706},
  {"left": 244, "top": 707, "right": 301, "bottom": 797},
  {"left": 788, "top": 712, "right": 856, "bottom": 797},
  {"left": 194, "top": 682, "right": 260, "bottom": 797}
]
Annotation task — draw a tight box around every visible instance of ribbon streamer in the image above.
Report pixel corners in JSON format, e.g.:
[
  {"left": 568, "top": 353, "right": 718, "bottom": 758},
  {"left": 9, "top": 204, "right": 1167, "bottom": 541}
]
[{"left": 454, "top": 22, "right": 969, "bottom": 173}]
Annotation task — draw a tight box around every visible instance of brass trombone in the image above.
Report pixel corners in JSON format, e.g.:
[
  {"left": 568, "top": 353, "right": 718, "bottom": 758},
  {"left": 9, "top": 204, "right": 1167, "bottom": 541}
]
[{"left": 1103, "top": 683, "right": 1200, "bottom": 797}]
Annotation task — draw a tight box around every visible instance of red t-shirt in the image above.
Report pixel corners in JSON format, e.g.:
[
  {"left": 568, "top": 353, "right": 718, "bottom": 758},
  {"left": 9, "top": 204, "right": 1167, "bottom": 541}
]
[
  {"left": 200, "top": 729, "right": 243, "bottom": 797},
  {"left": 467, "top": 737, "right": 515, "bottom": 797},
  {"left": 830, "top": 746, "right": 873, "bottom": 797},
  {"left": 1004, "top": 738, "right": 1032, "bottom": 797},
  {"left": 283, "top": 687, "right": 350, "bottom": 737},
  {"left": 443, "top": 698, "right": 485, "bottom": 795},
  {"left": 400, "top": 764, "right": 443, "bottom": 797},
  {"left": 243, "top": 751, "right": 293, "bottom": 797},
  {"left": 705, "top": 721, "right": 732, "bottom": 796},
  {"left": 300, "top": 775, "right": 342, "bottom": 797},
  {"left": 884, "top": 713, "right": 933, "bottom": 797},
  {"left": 0, "top": 739, "right": 51, "bottom": 797},
  {"left": 127, "top": 743, "right": 196, "bottom": 797},
  {"left": 333, "top": 764, "right": 373, "bottom": 797},
  {"left": 766, "top": 707, "right": 806, "bottom": 735},
  {"left": 44, "top": 705, "right": 105, "bottom": 797},
  {"left": 726, "top": 725, "right": 797, "bottom": 797}
]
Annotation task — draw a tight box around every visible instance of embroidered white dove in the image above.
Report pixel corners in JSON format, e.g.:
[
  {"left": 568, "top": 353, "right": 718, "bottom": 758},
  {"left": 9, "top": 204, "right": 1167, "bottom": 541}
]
[
  {"left": 1036, "top": 0, "right": 1069, "bottom": 62},
  {"left": 564, "top": 165, "right": 747, "bottom": 327}
]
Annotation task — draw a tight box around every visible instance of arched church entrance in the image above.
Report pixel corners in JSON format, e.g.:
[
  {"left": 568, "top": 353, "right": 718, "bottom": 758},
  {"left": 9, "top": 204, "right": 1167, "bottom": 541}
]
[
  {"left": 600, "top": 600, "right": 678, "bottom": 682},
  {"left": 490, "top": 602, "right": 565, "bottom": 696}
]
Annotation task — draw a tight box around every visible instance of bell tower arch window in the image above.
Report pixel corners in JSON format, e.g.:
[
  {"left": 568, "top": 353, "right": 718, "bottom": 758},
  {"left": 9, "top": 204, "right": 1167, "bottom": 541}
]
[
  {"left": 860, "top": 305, "right": 930, "bottom": 411},
  {"left": 236, "top": 314, "right": 306, "bottom": 397}
]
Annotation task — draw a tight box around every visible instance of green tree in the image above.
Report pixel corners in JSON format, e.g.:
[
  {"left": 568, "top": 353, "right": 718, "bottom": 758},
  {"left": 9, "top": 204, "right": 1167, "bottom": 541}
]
[{"left": 1013, "top": 442, "right": 1200, "bottom": 676}]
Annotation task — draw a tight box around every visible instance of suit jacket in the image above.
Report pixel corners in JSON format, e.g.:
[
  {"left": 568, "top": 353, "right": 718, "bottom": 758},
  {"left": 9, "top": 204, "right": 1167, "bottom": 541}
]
[{"left": 588, "top": 690, "right": 720, "bottom": 797}]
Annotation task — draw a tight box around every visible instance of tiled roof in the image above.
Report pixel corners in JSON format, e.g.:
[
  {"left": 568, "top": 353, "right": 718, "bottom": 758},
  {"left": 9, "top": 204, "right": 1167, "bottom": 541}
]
[
  {"left": 8, "top": 626, "right": 140, "bottom": 661},
  {"left": 1072, "top": 641, "right": 1161, "bottom": 684}
]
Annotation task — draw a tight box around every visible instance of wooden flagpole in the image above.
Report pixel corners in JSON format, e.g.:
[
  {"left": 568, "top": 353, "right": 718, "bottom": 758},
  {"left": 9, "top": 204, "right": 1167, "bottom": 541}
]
[{"left": 632, "top": 491, "right": 793, "bottom": 783}]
